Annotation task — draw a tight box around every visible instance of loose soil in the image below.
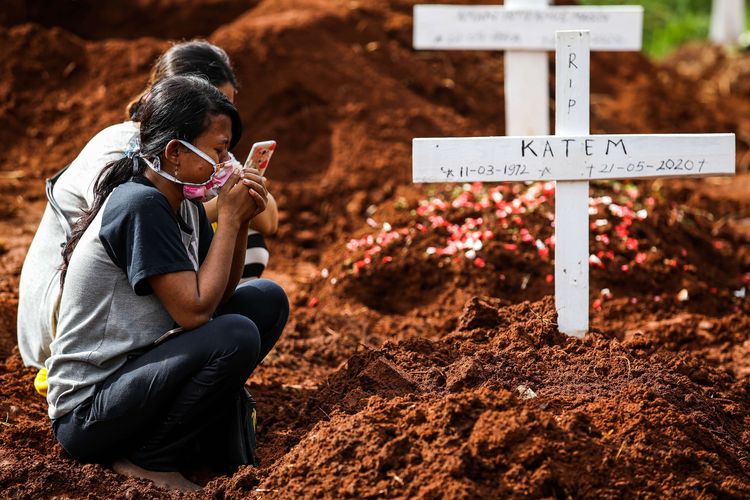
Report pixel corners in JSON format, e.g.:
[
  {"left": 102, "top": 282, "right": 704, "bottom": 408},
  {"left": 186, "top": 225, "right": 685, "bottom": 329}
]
[{"left": 1, "top": 0, "right": 749, "bottom": 498}]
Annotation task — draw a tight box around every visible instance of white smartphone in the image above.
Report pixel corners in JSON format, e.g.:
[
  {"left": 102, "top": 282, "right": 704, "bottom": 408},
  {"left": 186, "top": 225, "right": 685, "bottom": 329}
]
[{"left": 243, "top": 140, "right": 276, "bottom": 175}]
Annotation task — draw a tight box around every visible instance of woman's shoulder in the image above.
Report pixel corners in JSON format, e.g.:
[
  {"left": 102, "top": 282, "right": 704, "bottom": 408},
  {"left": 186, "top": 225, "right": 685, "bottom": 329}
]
[
  {"left": 106, "top": 178, "right": 169, "bottom": 213},
  {"left": 59, "top": 121, "right": 139, "bottom": 183},
  {"left": 98, "top": 179, "right": 181, "bottom": 246},
  {"left": 99, "top": 179, "right": 173, "bottom": 227},
  {"left": 81, "top": 121, "right": 139, "bottom": 154},
  {"left": 97, "top": 120, "right": 139, "bottom": 137}
]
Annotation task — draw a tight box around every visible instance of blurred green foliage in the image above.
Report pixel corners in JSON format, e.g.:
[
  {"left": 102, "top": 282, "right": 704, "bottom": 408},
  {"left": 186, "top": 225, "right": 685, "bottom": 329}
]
[{"left": 578, "top": 0, "right": 750, "bottom": 58}]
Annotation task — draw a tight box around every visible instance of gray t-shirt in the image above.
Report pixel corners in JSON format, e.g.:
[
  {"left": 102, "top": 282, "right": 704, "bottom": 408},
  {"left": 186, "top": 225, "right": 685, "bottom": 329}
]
[
  {"left": 46, "top": 177, "right": 213, "bottom": 419},
  {"left": 17, "top": 122, "right": 139, "bottom": 369}
]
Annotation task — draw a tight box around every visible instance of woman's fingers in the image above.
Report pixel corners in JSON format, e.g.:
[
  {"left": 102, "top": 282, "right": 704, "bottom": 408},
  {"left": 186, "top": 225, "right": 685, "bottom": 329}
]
[
  {"left": 241, "top": 178, "right": 268, "bottom": 199},
  {"left": 247, "top": 188, "right": 268, "bottom": 214},
  {"left": 225, "top": 173, "right": 267, "bottom": 220},
  {"left": 242, "top": 172, "right": 265, "bottom": 188},
  {"left": 219, "top": 169, "right": 242, "bottom": 194}
]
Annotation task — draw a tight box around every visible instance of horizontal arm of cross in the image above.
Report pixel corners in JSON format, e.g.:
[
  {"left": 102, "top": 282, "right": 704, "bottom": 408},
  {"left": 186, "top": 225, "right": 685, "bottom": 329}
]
[
  {"left": 413, "top": 5, "right": 643, "bottom": 51},
  {"left": 413, "top": 134, "right": 735, "bottom": 183}
]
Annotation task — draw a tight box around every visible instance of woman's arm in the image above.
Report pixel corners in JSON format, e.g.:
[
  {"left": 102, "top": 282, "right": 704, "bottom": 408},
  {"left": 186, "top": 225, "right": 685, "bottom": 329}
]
[
  {"left": 222, "top": 219, "right": 250, "bottom": 301},
  {"left": 249, "top": 192, "right": 278, "bottom": 235},
  {"left": 148, "top": 172, "right": 268, "bottom": 329},
  {"left": 205, "top": 191, "right": 277, "bottom": 236},
  {"left": 203, "top": 197, "right": 218, "bottom": 224}
]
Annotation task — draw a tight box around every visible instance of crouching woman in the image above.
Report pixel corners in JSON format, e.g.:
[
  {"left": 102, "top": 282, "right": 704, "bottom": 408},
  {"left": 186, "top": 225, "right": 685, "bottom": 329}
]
[{"left": 46, "top": 75, "right": 288, "bottom": 491}]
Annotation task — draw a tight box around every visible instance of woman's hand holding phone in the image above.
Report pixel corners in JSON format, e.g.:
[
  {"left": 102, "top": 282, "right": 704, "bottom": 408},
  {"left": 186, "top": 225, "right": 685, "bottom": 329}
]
[
  {"left": 216, "top": 140, "right": 275, "bottom": 227},
  {"left": 240, "top": 167, "right": 268, "bottom": 218},
  {"left": 217, "top": 168, "right": 267, "bottom": 226}
]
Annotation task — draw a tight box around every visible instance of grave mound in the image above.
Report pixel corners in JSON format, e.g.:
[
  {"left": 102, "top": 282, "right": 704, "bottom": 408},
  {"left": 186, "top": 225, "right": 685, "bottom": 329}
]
[
  {"left": 208, "top": 297, "right": 750, "bottom": 498},
  {"left": 316, "top": 180, "right": 747, "bottom": 322}
]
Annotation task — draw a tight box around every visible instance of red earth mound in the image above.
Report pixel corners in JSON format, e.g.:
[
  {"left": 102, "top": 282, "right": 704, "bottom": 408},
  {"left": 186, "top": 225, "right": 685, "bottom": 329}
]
[
  {"left": 1, "top": 0, "right": 750, "bottom": 497},
  {"left": 217, "top": 297, "right": 749, "bottom": 498}
]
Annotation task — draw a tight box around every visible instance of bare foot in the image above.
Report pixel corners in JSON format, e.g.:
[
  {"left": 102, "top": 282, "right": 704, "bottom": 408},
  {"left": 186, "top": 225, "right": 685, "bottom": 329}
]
[{"left": 112, "top": 458, "right": 201, "bottom": 492}]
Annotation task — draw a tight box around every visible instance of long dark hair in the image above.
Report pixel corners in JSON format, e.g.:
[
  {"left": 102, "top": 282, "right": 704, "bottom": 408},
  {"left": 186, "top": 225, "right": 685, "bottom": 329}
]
[
  {"left": 127, "top": 40, "right": 237, "bottom": 121},
  {"left": 61, "top": 75, "right": 242, "bottom": 286}
]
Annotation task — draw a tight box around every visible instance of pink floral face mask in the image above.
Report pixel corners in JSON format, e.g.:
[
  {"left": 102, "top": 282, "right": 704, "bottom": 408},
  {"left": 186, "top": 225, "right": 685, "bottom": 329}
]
[
  {"left": 181, "top": 158, "right": 236, "bottom": 202},
  {"left": 142, "top": 139, "right": 237, "bottom": 203}
]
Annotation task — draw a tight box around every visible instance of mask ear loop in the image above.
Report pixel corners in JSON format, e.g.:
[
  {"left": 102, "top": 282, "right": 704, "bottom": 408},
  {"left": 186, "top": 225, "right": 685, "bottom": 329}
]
[
  {"left": 176, "top": 139, "right": 219, "bottom": 167},
  {"left": 141, "top": 154, "right": 214, "bottom": 187}
]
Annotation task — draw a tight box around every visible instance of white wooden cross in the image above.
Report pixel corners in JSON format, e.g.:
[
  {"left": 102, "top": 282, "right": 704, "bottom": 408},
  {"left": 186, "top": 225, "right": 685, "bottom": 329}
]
[
  {"left": 412, "top": 31, "right": 736, "bottom": 337},
  {"left": 413, "top": 0, "right": 643, "bottom": 136},
  {"left": 710, "top": 0, "right": 746, "bottom": 44}
]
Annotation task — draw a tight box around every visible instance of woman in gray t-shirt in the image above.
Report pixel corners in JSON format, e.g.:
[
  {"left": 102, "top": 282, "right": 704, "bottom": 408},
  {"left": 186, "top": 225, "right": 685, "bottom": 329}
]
[
  {"left": 17, "top": 40, "right": 278, "bottom": 380},
  {"left": 47, "top": 76, "right": 288, "bottom": 492}
]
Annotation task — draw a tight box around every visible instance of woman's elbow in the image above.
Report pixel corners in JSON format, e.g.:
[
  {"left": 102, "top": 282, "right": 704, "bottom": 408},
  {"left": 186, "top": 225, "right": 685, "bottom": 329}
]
[
  {"left": 175, "top": 311, "right": 212, "bottom": 330},
  {"left": 266, "top": 218, "right": 279, "bottom": 235},
  {"left": 253, "top": 217, "right": 278, "bottom": 236}
]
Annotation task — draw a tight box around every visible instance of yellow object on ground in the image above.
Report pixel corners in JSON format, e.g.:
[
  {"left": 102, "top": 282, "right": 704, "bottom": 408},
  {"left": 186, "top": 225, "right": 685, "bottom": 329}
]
[{"left": 34, "top": 367, "right": 48, "bottom": 397}]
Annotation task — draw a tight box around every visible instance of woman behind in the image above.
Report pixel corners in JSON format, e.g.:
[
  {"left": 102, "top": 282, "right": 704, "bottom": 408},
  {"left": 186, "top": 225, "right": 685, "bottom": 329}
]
[
  {"left": 48, "top": 75, "right": 288, "bottom": 491},
  {"left": 17, "top": 40, "right": 277, "bottom": 379}
]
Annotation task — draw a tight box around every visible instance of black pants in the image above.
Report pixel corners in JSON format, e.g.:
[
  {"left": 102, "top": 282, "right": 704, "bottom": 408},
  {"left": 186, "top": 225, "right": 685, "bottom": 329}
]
[{"left": 52, "top": 279, "right": 288, "bottom": 472}]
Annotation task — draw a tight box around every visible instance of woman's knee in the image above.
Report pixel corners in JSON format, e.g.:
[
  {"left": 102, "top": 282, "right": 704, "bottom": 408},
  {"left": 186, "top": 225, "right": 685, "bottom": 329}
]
[
  {"left": 233, "top": 279, "right": 289, "bottom": 327},
  {"left": 210, "top": 315, "right": 261, "bottom": 366},
  {"left": 256, "top": 279, "right": 290, "bottom": 324}
]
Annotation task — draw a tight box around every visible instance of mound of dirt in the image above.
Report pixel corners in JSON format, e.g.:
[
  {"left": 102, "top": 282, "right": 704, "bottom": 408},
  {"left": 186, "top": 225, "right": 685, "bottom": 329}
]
[
  {"left": 208, "top": 298, "right": 750, "bottom": 498},
  {"left": 312, "top": 179, "right": 747, "bottom": 323},
  {"left": 0, "top": 24, "right": 164, "bottom": 180},
  {"left": 0, "top": 0, "right": 258, "bottom": 41}
]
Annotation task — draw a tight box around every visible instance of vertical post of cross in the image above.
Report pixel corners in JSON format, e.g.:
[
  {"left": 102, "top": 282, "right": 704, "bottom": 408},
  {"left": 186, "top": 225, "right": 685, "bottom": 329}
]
[
  {"left": 554, "top": 30, "right": 590, "bottom": 337},
  {"left": 710, "top": 0, "right": 746, "bottom": 44},
  {"left": 504, "top": 0, "right": 551, "bottom": 136}
]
